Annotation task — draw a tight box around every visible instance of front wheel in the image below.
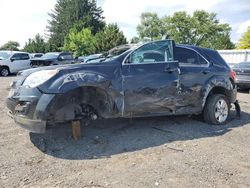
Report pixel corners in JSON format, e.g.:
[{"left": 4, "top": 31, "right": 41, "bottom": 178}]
[
  {"left": 0, "top": 67, "right": 10, "bottom": 76},
  {"left": 203, "top": 94, "right": 230, "bottom": 125}
]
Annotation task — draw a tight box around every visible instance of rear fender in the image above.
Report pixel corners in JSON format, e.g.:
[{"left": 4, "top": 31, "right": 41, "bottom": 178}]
[{"left": 201, "top": 76, "right": 235, "bottom": 108}]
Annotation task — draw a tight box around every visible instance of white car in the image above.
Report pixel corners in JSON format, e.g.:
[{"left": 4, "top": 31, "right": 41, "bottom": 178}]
[{"left": 0, "top": 51, "right": 31, "bottom": 76}]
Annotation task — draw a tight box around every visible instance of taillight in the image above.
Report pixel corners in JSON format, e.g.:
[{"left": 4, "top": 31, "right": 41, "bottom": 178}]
[{"left": 230, "top": 70, "right": 236, "bottom": 81}]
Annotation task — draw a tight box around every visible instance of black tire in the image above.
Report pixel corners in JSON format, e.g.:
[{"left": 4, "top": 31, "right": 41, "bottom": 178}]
[
  {"left": 30, "top": 62, "right": 36, "bottom": 68},
  {"left": 203, "top": 94, "right": 230, "bottom": 125},
  {"left": 0, "top": 67, "right": 10, "bottom": 77}
]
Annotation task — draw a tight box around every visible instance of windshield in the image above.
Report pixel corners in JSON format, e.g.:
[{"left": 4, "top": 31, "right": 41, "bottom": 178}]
[
  {"left": 233, "top": 62, "right": 250, "bottom": 68},
  {"left": 42, "top": 52, "right": 60, "bottom": 59},
  {"left": 0, "top": 51, "right": 11, "bottom": 60}
]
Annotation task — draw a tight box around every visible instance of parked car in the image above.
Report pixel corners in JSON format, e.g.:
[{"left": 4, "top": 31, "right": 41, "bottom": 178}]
[
  {"left": 30, "top": 52, "right": 75, "bottom": 67},
  {"left": 30, "top": 53, "right": 44, "bottom": 58},
  {"left": 0, "top": 51, "right": 31, "bottom": 76},
  {"left": 6, "top": 40, "right": 239, "bottom": 133},
  {"left": 78, "top": 54, "right": 103, "bottom": 63},
  {"left": 232, "top": 62, "right": 250, "bottom": 89}
]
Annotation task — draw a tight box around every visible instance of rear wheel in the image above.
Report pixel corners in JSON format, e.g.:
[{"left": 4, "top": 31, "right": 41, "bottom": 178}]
[
  {"left": 0, "top": 67, "right": 10, "bottom": 76},
  {"left": 30, "top": 62, "right": 37, "bottom": 68},
  {"left": 203, "top": 94, "right": 230, "bottom": 125}
]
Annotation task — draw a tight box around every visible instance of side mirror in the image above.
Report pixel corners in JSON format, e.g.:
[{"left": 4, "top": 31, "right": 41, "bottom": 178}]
[
  {"left": 10, "top": 58, "right": 15, "bottom": 62},
  {"left": 58, "top": 56, "right": 63, "bottom": 61}
]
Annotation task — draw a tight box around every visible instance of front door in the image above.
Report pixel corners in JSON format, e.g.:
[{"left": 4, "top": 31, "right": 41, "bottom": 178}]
[{"left": 122, "top": 40, "right": 180, "bottom": 117}]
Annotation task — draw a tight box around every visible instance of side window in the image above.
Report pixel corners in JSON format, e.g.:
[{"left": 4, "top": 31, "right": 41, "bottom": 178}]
[
  {"left": 175, "top": 47, "right": 208, "bottom": 66},
  {"left": 11, "top": 53, "right": 30, "bottom": 61},
  {"left": 127, "top": 40, "right": 174, "bottom": 64},
  {"left": 20, "top": 54, "right": 30, "bottom": 60},
  {"left": 11, "top": 53, "right": 22, "bottom": 61},
  {"left": 59, "top": 54, "right": 72, "bottom": 60}
]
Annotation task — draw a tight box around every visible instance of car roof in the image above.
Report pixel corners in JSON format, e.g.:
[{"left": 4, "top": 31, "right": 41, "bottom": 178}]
[{"left": 0, "top": 50, "right": 29, "bottom": 54}]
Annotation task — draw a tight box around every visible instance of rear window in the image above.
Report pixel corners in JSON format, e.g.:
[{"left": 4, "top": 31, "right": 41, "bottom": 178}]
[
  {"left": 175, "top": 47, "right": 208, "bottom": 66},
  {"left": 199, "top": 48, "right": 228, "bottom": 66}
]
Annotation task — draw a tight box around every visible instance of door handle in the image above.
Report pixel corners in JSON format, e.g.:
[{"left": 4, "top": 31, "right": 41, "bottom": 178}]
[
  {"left": 164, "top": 67, "right": 175, "bottom": 73},
  {"left": 203, "top": 69, "right": 211, "bottom": 74}
]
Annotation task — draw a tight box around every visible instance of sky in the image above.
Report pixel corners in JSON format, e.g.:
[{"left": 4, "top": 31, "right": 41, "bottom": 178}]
[{"left": 0, "top": 0, "right": 249, "bottom": 48}]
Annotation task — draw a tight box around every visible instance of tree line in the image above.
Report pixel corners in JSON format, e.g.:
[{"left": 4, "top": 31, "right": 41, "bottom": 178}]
[{"left": 0, "top": 0, "right": 249, "bottom": 55}]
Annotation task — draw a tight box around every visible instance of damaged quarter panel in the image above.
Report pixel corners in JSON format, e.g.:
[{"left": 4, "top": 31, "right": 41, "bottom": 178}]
[{"left": 37, "top": 58, "right": 126, "bottom": 120}]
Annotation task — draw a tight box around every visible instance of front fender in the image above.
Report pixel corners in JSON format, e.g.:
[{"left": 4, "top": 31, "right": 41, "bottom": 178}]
[{"left": 39, "top": 71, "right": 116, "bottom": 94}]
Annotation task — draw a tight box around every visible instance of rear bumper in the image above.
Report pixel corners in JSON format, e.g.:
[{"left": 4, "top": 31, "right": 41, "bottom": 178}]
[{"left": 6, "top": 87, "right": 55, "bottom": 133}]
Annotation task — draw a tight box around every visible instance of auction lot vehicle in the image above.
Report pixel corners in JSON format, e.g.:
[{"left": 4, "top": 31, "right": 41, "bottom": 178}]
[
  {"left": 6, "top": 40, "right": 239, "bottom": 133},
  {"left": 232, "top": 62, "right": 250, "bottom": 89},
  {"left": 30, "top": 53, "right": 44, "bottom": 58},
  {"left": 30, "top": 52, "right": 74, "bottom": 67},
  {"left": 0, "top": 51, "right": 31, "bottom": 76}
]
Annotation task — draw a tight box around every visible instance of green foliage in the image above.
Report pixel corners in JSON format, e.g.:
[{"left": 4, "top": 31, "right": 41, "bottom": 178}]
[
  {"left": 64, "top": 23, "right": 127, "bottom": 56},
  {"left": 136, "top": 10, "right": 234, "bottom": 49},
  {"left": 136, "top": 12, "right": 164, "bottom": 40},
  {"left": 0, "top": 41, "right": 20, "bottom": 51},
  {"left": 47, "top": 0, "right": 105, "bottom": 51},
  {"left": 95, "top": 23, "right": 127, "bottom": 53},
  {"left": 23, "top": 34, "right": 47, "bottom": 53},
  {"left": 64, "top": 28, "right": 96, "bottom": 57},
  {"left": 237, "top": 26, "right": 250, "bottom": 49},
  {"left": 130, "top": 36, "right": 140, "bottom": 43},
  {"left": 163, "top": 10, "right": 234, "bottom": 49}
]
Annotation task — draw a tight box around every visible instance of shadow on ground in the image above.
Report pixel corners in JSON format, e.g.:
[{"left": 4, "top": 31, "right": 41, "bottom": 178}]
[{"left": 30, "top": 110, "right": 250, "bottom": 160}]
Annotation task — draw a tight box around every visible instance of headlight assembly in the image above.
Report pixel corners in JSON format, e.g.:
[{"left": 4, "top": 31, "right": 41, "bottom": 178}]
[{"left": 23, "top": 70, "right": 59, "bottom": 88}]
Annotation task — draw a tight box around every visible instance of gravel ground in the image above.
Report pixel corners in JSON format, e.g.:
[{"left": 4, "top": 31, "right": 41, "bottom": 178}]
[{"left": 0, "top": 76, "right": 250, "bottom": 188}]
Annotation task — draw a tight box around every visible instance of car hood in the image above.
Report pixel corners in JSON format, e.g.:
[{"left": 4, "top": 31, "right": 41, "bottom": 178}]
[{"left": 19, "top": 60, "right": 115, "bottom": 77}]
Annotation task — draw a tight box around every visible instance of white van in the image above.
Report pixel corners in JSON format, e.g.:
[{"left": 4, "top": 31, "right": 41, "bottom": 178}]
[{"left": 0, "top": 51, "right": 31, "bottom": 76}]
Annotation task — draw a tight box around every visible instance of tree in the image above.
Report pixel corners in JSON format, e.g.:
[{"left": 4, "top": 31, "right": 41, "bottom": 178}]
[
  {"left": 23, "top": 34, "right": 47, "bottom": 53},
  {"left": 136, "top": 10, "right": 234, "bottom": 49},
  {"left": 64, "top": 28, "right": 96, "bottom": 56},
  {"left": 136, "top": 12, "right": 164, "bottom": 40},
  {"left": 237, "top": 26, "right": 250, "bottom": 49},
  {"left": 162, "top": 10, "right": 234, "bottom": 49},
  {"left": 130, "top": 36, "right": 140, "bottom": 43},
  {"left": 0, "top": 41, "right": 20, "bottom": 51},
  {"left": 47, "top": 0, "right": 105, "bottom": 51},
  {"left": 95, "top": 23, "right": 127, "bottom": 52}
]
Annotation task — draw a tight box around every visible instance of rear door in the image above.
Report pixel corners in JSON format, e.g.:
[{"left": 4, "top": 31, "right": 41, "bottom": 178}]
[
  {"left": 122, "top": 40, "right": 180, "bottom": 117},
  {"left": 175, "top": 47, "right": 212, "bottom": 111},
  {"left": 20, "top": 53, "right": 31, "bottom": 69}
]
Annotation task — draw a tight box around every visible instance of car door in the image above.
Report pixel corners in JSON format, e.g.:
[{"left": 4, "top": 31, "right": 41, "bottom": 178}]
[
  {"left": 57, "top": 53, "right": 73, "bottom": 65},
  {"left": 10, "top": 53, "right": 31, "bottom": 72},
  {"left": 122, "top": 40, "right": 180, "bottom": 117},
  {"left": 20, "top": 53, "right": 31, "bottom": 69},
  {"left": 175, "top": 46, "right": 212, "bottom": 111}
]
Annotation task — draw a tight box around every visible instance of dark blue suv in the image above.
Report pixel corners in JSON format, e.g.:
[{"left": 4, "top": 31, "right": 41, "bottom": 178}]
[{"left": 6, "top": 40, "right": 238, "bottom": 133}]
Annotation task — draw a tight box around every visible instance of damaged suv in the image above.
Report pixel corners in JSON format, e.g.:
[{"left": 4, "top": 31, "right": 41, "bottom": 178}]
[{"left": 6, "top": 40, "right": 238, "bottom": 133}]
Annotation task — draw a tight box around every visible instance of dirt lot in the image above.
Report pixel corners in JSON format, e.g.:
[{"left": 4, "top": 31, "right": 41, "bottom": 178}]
[{"left": 0, "top": 76, "right": 250, "bottom": 188}]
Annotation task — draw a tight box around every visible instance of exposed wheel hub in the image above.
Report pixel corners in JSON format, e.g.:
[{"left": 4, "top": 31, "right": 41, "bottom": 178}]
[{"left": 215, "top": 99, "right": 228, "bottom": 123}]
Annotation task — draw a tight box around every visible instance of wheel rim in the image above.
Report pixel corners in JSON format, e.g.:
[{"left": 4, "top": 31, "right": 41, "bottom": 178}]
[
  {"left": 1, "top": 68, "right": 8, "bottom": 76},
  {"left": 215, "top": 99, "right": 228, "bottom": 123}
]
